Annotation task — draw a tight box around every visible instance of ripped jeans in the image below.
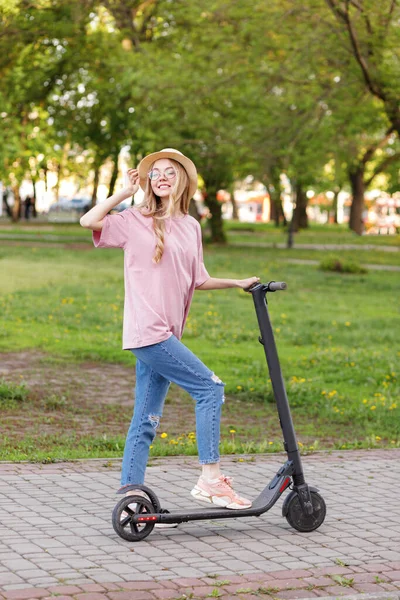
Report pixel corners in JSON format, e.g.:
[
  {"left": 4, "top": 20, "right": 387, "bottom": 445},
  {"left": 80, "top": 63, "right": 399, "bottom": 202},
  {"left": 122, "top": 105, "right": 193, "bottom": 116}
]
[{"left": 121, "top": 334, "right": 225, "bottom": 486}]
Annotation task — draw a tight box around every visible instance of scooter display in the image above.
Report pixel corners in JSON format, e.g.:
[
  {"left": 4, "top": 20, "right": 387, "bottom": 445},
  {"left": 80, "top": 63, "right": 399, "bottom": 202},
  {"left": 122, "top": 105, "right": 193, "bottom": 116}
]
[{"left": 112, "top": 281, "right": 326, "bottom": 542}]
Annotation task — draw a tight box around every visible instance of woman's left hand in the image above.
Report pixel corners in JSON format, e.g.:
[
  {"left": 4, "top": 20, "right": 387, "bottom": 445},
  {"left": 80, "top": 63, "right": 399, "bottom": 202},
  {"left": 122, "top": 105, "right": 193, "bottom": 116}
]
[{"left": 237, "top": 276, "right": 260, "bottom": 290}]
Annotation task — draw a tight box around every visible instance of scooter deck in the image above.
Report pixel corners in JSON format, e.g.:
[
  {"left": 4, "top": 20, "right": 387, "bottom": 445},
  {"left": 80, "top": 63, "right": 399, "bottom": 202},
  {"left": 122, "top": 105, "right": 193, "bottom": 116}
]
[{"left": 131, "top": 464, "right": 294, "bottom": 525}]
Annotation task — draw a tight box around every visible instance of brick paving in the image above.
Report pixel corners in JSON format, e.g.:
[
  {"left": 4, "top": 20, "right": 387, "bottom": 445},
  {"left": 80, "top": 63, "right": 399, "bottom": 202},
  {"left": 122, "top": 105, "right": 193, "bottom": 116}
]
[{"left": 0, "top": 450, "right": 400, "bottom": 600}]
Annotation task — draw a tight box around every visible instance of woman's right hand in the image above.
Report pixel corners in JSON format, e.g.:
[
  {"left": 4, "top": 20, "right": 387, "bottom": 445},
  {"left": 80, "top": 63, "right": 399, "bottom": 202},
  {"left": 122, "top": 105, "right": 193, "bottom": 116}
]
[{"left": 124, "top": 168, "right": 140, "bottom": 196}]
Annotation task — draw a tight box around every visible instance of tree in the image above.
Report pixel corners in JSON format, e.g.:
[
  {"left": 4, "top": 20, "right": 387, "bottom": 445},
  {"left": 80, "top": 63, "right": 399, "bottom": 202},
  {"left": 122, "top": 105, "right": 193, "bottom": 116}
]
[
  {"left": 325, "top": 0, "right": 400, "bottom": 135},
  {"left": 0, "top": 0, "right": 96, "bottom": 218}
]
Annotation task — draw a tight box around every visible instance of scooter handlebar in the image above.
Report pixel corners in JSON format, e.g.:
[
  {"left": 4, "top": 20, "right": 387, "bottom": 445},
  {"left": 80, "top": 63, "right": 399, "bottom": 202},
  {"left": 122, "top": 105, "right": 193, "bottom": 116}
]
[
  {"left": 268, "top": 281, "right": 287, "bottom": 292},
  {"left": 245, "top": 281, "right": 287, "bottom": 293}
]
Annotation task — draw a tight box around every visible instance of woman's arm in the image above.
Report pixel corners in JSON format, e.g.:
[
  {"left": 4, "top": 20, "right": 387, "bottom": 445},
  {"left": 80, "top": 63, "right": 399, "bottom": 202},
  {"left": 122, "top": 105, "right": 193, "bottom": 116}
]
[
  {"left": 196, "top": 276, "right": 260, "bottom": 291},
  {"left": 80, "top": 169, "right": 140, "bottom": 231}
]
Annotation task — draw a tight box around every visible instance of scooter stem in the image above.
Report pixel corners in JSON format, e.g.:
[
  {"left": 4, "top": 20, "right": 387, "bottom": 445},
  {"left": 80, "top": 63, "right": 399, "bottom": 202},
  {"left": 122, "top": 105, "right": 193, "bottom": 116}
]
[{"left": 249, "top": 282, "right": 305, "bottom": 487}]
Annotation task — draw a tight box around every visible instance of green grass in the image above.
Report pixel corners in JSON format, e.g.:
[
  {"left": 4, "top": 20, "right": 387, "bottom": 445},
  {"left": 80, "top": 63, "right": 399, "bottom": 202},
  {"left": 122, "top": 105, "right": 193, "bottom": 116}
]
[
  {"left": 0, "top": 227, "right": 399, "bottom": 460},
  {"left": 0, "top": 378, "right": 29, "bottom": 407}
]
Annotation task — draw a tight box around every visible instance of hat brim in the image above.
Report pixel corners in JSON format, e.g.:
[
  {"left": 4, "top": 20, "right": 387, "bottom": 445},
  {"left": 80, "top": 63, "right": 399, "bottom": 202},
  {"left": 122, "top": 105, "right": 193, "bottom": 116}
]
[{"left": 137, "top": 150, "right": 198, "bottom": 199}]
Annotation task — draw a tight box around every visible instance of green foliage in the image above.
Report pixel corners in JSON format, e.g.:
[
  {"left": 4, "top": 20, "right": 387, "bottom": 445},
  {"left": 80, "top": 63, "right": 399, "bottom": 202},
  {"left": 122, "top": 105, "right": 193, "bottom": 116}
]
[
  {"left": 1, "top": 0, "right": 399, "bottom": 236},
  {"left": 42, "top": 394, "right": 68, "bottom": 411},
  {"left": 319, "top": 256, "right": 368, "bottom": 274},
  {"left": 0, "top": 378, "right": 28, "bottom": 407},
  {"left": 331, "top": 575, "right": 354, "bottom": 587}
]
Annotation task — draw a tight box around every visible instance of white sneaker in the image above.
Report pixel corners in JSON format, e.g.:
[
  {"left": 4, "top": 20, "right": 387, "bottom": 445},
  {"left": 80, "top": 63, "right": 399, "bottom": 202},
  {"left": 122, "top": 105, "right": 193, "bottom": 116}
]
[{"left": 191, "top": 474, "right": 252, "bottom": 510}]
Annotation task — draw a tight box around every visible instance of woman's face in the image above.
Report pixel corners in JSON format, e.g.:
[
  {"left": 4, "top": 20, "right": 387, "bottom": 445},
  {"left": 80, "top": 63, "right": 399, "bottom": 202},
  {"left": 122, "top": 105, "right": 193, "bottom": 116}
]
[{"left": 149, "top": 158, "right": 177, "bottom": 199}]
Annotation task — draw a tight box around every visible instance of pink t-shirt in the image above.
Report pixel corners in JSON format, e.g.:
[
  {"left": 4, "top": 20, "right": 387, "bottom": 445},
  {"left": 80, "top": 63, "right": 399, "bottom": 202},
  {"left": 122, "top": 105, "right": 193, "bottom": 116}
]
[{"left": 93, "top": 207, "right": 209, "bottom": 349}]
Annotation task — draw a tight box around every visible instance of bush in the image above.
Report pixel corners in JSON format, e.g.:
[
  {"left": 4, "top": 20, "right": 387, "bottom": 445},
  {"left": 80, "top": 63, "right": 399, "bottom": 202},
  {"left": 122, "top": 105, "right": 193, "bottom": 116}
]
[
  {"left": 0, "top": 378, "right": 28, "bottom": 407},
  {"left": 319, "top": 256, "right": 368, "bottom": 274}
]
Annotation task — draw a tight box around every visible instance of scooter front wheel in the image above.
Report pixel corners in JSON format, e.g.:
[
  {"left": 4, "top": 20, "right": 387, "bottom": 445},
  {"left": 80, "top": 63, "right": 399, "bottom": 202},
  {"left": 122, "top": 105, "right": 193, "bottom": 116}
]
[
  {"left": 284, "top": 490, "right": 326, "bottom": 532},
  {"left": 112, "top": 495, "right": 155, "bottom": 542}
]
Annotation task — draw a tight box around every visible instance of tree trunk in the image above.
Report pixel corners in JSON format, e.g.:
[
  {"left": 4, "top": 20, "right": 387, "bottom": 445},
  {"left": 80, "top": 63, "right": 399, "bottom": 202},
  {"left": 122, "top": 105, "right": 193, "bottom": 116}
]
[
  {"left": 268, "top": 187, "right": 286, "bottom": 227},
  {"left": 203, "top": 185, "right": 226, "bottom": 243},
  {"left": 43, "top": 166, "right": 48, "bottom": 192},
  {"left": 31, "top": 177, "right": 38, "bottom": 218},
  {"left": 91, "top": 163, "right": 101, "bottom": 208},
  {"left": 267, "top": 169, "right": 285, "bottom": 227},
  {"left": 54, "top": 162, "right": 61, "bottom": 202},
  {"left": 332, "top": 188, "right": 340, "bottom": 224},
  {"left": 11, "top": 185, "right": 21, "bottom": 222},
  {"left": 292, "top": 181, "right": 308, "bottom": 232},
  {"left": 228, "top": 185, "right": 239, "bottom": 220},
  {"left": 269, "top": 195, "right": 278, "bottom": 225},
  {"left": 348, "top": 168, "right": 365, "bottom": 235},
  {"left": 108, "top": 149, "right": 120, "bottom": 197}
]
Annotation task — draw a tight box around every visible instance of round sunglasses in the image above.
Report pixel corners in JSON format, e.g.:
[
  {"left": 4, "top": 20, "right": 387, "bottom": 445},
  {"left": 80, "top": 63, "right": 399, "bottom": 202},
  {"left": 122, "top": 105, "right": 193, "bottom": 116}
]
[{"left": 148, "top": 167, "right": 176, "bottom": 181}]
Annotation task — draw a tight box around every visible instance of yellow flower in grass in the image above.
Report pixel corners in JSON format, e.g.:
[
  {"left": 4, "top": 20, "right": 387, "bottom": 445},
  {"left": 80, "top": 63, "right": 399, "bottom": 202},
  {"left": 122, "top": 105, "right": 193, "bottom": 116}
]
[
  {"left": 229, "top": 429, "right": 236, "bottom": 434},
  {"left": 375, "top": 436, "right": 381, "bottom": 441},
  {"left": 370, "top": 406, "right": 376, "bottom": 411},
  {"left": 160, "top": 432, "right": 168, "bottom": 439}
]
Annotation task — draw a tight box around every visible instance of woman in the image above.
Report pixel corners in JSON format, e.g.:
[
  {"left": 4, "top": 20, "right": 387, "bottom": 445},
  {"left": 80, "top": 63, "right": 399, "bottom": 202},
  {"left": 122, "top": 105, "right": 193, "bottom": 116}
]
[{"left": 80, "top": 148, "right": 259, "bottom": 511}]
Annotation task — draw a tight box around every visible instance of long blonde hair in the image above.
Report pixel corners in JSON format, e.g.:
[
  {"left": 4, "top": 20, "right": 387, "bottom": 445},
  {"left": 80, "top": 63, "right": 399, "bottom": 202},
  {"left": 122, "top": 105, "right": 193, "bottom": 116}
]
[{"left": 137, "top": 159, "right": 191, "bottom": 263}]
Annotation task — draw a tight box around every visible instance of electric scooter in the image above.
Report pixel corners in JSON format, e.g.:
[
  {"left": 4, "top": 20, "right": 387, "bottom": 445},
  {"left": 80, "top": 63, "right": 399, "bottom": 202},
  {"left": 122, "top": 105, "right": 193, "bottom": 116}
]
[{"left": 112, "top": 281, "right": 326, "bottom": 542}]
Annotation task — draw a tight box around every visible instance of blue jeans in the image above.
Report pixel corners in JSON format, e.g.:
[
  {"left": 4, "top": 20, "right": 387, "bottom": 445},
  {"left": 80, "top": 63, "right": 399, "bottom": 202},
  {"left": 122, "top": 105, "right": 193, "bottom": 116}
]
[{"left": 121, "top": 334, "right": 225, "bottom": 486}]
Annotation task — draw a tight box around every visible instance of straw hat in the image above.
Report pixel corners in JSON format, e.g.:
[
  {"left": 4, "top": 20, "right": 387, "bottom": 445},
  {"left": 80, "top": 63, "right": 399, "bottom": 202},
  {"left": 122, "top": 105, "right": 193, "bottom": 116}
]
[{"left": 137, "top": 148, "right": 198, "bottom": 199}]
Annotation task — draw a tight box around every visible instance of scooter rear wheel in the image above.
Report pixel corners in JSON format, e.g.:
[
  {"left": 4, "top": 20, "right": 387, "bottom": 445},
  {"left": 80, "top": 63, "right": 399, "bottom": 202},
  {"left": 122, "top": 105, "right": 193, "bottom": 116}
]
[
  {"left": 112, "top": 495, "right": 155, "bottom": 542},
  {"left": 284, "top": 490, "right": 326, "bottom": 532}
]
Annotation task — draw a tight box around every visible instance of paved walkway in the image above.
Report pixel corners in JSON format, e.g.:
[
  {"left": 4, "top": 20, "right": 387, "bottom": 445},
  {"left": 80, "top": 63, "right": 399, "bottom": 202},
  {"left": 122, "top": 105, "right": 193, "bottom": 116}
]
[
  {"left": 228, "top": 242, "right": 399, "bottom": 253},
  {"left": 1, "top": 450, "right": 400, "bottom": 600}
]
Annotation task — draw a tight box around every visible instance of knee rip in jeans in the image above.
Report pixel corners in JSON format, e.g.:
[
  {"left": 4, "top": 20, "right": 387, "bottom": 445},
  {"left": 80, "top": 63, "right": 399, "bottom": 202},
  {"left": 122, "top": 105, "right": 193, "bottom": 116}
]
[
  {"left": 148, "top": 414, "right": 160, "bottom": 429},
  {"left": 211, "top": 372, "right": 225, "bottom": 403}
]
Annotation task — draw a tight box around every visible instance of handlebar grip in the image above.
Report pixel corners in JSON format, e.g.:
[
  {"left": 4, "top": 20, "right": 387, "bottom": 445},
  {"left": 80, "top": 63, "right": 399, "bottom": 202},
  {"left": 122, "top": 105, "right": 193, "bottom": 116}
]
[{"left": 268, "top": 281, "right": 287, "bottom": 291}]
